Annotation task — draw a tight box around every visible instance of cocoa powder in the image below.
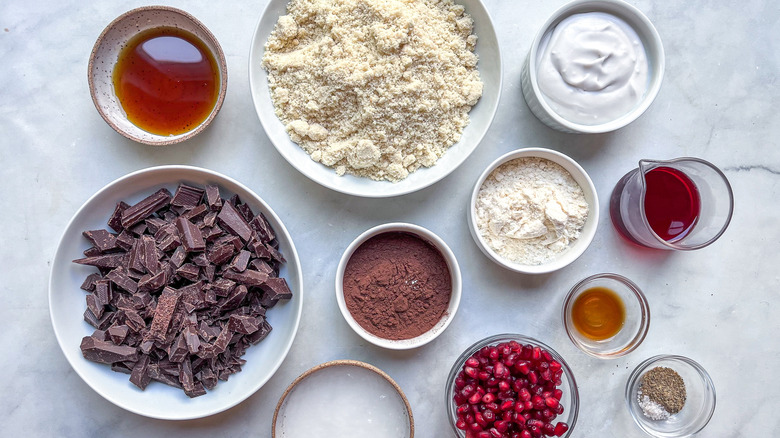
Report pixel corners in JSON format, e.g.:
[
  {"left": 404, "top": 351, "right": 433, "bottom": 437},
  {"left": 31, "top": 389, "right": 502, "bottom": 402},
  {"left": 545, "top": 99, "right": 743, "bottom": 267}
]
[{"left": 343, "top": 232, "right": 451, "bottom": 340}]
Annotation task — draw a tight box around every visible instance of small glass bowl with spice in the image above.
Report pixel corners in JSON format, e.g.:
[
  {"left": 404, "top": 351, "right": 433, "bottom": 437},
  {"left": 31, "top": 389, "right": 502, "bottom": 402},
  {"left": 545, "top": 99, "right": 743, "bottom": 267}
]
[
  {"left": 335, "top": 223, "right": 462, "bottom": 350},
  {"left": 625, "top": 355, "right": 716, "bottom": 437},
  {"left": 562, "top": 273, "right": 650, "bottom": 358}
]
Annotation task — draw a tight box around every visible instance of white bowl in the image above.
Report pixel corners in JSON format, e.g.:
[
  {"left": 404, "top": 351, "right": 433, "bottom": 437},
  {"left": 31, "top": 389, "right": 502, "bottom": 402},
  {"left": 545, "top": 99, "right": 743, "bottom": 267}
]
[
  {"left": 248, "top": 0, "right": 502, "bottom": 197},
  {"left": 468, "top": 148, "right": 599, "bottom": 274},
  {"left": 48, "top": 166, "right": 303, "bottom": 419},
  {"left": 88, "top": 6, "right": 228, "bottom": 145},
  {"left": 521, "top": 0, "right": 665, "bottom": 133},
  {"left": 335, "top": 223, "right": 462, "bottom": 349},
  {"left": 272, "top": 360, "right": 414, "bottom": 437}
]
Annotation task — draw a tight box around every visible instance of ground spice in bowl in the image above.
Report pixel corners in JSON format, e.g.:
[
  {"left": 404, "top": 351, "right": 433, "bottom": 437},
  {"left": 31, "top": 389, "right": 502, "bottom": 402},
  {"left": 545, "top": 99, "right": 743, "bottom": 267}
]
[
  {"left": 638, "top": 366, "right": 687, "bottom": 420},
  {"left": 342, "top": 232, "right": 451, "bottom": 340}
]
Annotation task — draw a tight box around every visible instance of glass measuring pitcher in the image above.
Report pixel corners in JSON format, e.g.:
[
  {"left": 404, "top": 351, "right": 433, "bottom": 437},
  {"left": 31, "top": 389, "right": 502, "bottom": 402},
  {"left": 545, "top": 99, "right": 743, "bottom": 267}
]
[{"left": 609, "top": 157, "right": 734, "bottom": 250}]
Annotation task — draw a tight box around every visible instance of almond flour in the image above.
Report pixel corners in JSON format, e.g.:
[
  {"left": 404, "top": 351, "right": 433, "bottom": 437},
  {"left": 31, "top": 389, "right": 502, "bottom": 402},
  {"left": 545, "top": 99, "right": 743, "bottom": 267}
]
[
  {"left": 262, "top": 0, "right": 483, "bottom": 182},
  {"left": 475, "top": 157, "right": 589, "bottom": 265}
]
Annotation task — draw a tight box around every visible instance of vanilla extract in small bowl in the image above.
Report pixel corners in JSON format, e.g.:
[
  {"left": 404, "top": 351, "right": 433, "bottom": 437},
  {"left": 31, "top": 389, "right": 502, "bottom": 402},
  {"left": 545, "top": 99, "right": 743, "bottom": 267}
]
[{"left": 562, "top": 273, "right": 650, "bottom": 358}]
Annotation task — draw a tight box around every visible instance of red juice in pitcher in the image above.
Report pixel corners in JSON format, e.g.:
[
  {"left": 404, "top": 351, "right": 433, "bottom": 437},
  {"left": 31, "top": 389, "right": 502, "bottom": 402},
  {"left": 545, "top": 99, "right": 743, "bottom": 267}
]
[{"left": 643, "top": 167, "right": 701, "bottom": 242}]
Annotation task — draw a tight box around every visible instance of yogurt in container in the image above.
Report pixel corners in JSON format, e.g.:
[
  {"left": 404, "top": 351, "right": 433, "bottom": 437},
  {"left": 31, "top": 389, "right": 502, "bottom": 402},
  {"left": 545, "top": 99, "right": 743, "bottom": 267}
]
[{"left": 521, "top": 0, "right": 664, "bottom": 133}]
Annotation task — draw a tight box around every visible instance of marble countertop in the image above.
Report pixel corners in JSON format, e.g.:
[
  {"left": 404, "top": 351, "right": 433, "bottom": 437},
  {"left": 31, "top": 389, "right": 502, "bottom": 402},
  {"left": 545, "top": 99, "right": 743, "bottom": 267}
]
[{"left": 1, "top": 0, "right": 778, "bottom": 436}]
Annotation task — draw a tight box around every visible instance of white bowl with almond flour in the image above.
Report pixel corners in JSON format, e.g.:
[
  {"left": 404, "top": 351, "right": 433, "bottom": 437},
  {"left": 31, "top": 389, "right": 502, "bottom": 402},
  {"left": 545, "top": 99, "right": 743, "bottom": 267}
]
[
  {"left": 468, "top": 148, "right": 599, "bottom": 274},
  {"left": 249, "top": 0, "right": 501, "bottom": 198}
]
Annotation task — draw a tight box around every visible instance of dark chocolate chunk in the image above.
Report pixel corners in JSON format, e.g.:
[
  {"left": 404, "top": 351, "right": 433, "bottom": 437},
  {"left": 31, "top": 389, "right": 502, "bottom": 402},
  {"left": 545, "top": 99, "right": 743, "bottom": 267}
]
[
  {"left": 183, "top": 203, "right": 208, "bottom": 221},
  {"left": 218, "top": 285, "right": 248, "bottom": 313},
  {"left": 106, "top": 266, "right": 138, "bottom": 293},
  {"left": 168, "top": 334, "right": 189, "bottom": 363},
  {"left": 176, "top": 263, "right": 200, "bottom": 282},
  {"left": 73, "top": 253, "right": 126, "bottom": 269},
  {"left": 86, "top": 293, "right": 104, "bottom": 319},
  {"left": 138, "top": 270, "right": 166, "bottom": 292},
  {"left": 229, "top": 250, "right": 251, "bottom": 273},
  {"left": 213, "top": 325, "right": 231, "bottom": 355},
  {"left": 123, "top": 309, "right": 146, "bottom": 333},
  {"left": 84, "top": 308, "right": 113, "bottom": 330},
  {"left": 169, "top": 245, "right": 187, "bottom": 268},
  {"left": 108, "top": 325, "right": 129, "bottom": 345},
  {"left": 147, "top": 287, "right": 181, "bottom": 343},
  {"left": 80, "top": 272, "right": 102, "bottom": 292},
  {"left": 130, "top": 355, "right": 152, "bottom": 390},
  {"left": 203, "top": 211, "right": 218, "bottom": 228},
  {"left": 121, "top": 188, "right": 172, "bottom": 228},
  {"left": 227, "top": 315, "right": 260, "bottom": 335},
  {"left": 183, "top": 325, "right": 201, "bottom": 355},
  {"left": 191, "top": 253, "right": 209, "bottom": 267},
  {"left": 176, "top": 216, "right": 206, "bottom": 253},
  {"left": 94, "top": 280, "right": 113, "bottom": 307},
  {"left": 140, "top": 235, "right": 160, "bottom": 274},
  {"left": 211, "top": 278, "right": 236, "bottom": 297},
  {"left": 198, "top": 367, "right": 218, "bottom": 390},
  {"left": 236, "top": 202, "right": 255, "bottom": 223},
  {"left": 83, "top": 229, "right": 117, "bottom": 253},
  {"left": 171, "top": 184, "right": 205, "bottom": 208},
  {"left": 127, "top": 239, "right": 145, "bottom": 273},
  {"left": 129, "top": 222, "right": 147, "bottom": 236},
  {"left": 223, "top": 269, "right": 269, "bottom": 287},
  {"left": 250, "top": 259, "right": 274, "bottom": 275},
  {"left": 144, "top": 217, "right": 168, "bottom": 235},
  {"left": 206, "top": 243, "right": 234, "bottom": 266},
  {"left": 115, "top": 230, "right": 135, "bottom": 251},
  {"left": 265, "top": 243, "right": 287, "bottom": 264},
  {"left": 249, "top": 214, "right": 275, "bottom": 242},
  {"left": 111, "top": 361, "right": 134, "bottom": 375},
  {"left": 217, "top": 202, "right": 253, "bottom": 242},
  {"left": 246, "top": 321, "right": 273, "bottom": 345},
  {"left": 260, "top": 277, "right": 293, "bottom": 301},
  {"left": 81, "top": 336, "right": 138, "bottom": 364},
  {"left": 83, "top": 247, "right": 103, "bottom": 257},
  {"left": 148, "top": 364, "right": 182, "bottom": 389},
  {"left": 108, "top": 201, "right": 130, "bottom": 233},
  {"left": 205, "top": 185, "right": 223, "bottom": 211}
]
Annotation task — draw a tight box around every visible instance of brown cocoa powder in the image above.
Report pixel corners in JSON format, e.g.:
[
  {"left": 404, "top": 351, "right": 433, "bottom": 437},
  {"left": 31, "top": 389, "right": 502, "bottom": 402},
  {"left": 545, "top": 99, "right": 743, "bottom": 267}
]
[{"left": 343, "top": 232, "right": 451, "bottom": 340}]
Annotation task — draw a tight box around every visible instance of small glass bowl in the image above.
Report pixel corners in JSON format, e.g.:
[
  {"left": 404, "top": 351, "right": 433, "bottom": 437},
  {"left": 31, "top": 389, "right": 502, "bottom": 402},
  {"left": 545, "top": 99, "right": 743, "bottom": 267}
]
[
  {"left": 562, "top": 273, "right": 650, "bottom": 358},
  {"left": 446, "top": 334, "right": 579, "bottom": 437},
  {"left": 625, "top": 355, "right": 716, "bottom": 437}
]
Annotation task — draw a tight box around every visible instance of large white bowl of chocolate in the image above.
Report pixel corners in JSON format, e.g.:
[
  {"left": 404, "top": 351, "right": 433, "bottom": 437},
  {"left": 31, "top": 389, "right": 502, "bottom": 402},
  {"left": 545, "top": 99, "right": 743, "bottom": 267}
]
[{"left": 49, "top": 165, "right": 303, "bottom": 419}]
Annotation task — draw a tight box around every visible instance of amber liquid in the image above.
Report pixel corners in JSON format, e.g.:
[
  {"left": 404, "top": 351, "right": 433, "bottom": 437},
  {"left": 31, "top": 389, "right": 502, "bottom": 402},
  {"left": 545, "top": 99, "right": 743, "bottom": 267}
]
[
  {"left": 112, "top": 27, "right": 219, "bottom": 136},
  {"left": 571, "top": 287, "right": 625, "bottom": 341}
]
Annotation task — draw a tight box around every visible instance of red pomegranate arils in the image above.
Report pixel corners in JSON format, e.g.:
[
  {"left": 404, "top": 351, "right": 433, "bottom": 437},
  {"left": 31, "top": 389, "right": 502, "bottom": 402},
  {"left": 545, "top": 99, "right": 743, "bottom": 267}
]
[{"left": 454, "top": 341, "right": 570, "bottom": 437}]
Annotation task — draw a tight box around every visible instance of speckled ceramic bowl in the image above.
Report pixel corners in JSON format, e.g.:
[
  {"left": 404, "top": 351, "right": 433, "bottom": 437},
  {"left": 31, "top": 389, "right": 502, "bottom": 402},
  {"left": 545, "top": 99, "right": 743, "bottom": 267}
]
[{"left": 88, "top": 6, "right": 227, "bottom": 145}]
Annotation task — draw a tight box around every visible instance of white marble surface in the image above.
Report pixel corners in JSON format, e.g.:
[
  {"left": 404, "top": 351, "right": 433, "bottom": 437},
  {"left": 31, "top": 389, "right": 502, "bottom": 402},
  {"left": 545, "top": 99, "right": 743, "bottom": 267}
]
[{"left": 1, "top": 0, "right": 778, "bottom": 436}]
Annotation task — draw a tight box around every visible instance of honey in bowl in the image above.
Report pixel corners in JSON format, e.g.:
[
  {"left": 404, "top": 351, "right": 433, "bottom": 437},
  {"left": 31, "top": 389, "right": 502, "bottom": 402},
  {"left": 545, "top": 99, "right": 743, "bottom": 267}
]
[
  {"left": 112, "top": 27, "right": 219, "bottom": 136},
  {"left": 571, "top": 286, "right": 625, "bottom": 341}
]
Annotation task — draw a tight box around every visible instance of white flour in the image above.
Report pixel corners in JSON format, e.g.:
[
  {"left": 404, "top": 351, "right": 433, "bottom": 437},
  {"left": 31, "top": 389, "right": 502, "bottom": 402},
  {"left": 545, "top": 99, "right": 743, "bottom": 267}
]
[{"left": 475, "top": 157, "right": 588, "bottom": 265}]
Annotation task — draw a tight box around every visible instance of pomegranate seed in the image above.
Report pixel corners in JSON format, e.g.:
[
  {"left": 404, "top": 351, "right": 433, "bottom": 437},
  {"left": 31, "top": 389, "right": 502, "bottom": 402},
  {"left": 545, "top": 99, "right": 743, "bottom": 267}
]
[
  {"left": 494, "top": 420, "right": 509, "bottom": 433},
  {"left": 540, "top": 369, "right": 552, "bottom": 381},
  {"left": 489, "top": 347, "right": 499, "bottom": 360},
  {"left": 532, "top": 395, "right": 545, "bottom": 410},
  {"left": 486, "top": 402, "right": 500, "bottom": 413},
  {"left": 542, "top": 422, "right": 555, "bottom": 436},
  {"left": 529, "top": 425, "right": 542, "bottom": 437},
  {"left": 483, "top": 410, "right": 496, "bottom": 423},
  {"left": 500, "top": 399, "right": 514, "bottom": 411},
  {"left": 469, "top": 392, "right": 483, "bottom": 404},
  {"left": 553, "top": 422, "right": 569, "bottom": 436},
  {"left": 549, "top": 360, "right": 562, "bottom": 373},
  {"left": 542, "top": 350, "right": 553, "bottom": 362},
  {"left": 541, "top": 408, "right": 555, "bottom": 422},
  {"left": 470, "top": 422, "right": 481, "bottom": 432},
  {"left": 489, "top": 428, "right": 502, "bottom": 438},
  {"left": 499, "top": 380, "right": 511, "bottom": 392},
  {"left": 466, "top": 357, "right": 480, "bottom": 368},
  {"left": 553, "top": 389, "right": 563, "bottom": 400},
  {"left": 521, "top": 431, "right": 532, "bottom": 438},
  {"left": 495, "top": 362, "right": 509, "bottom": 378},
  {"left": 524, "top": 400, "right": 534, "bottom": 411},
  {"left": 455, "top": 394, "right": 468, "bottom": 405},
  {"left": 483, "top": 393, "right": 497, "bottom": 404},
  {"left": 478, "top": 432, "right": 491, "bottom": 438},
  {"left": 479, "top": 371, "right": 491, "bottom": 381},
  {"left": 545, "top": 397, "right": 559, "bottom": 409},
  {"left": 456, "top": 417, "right": 467, "bottom": 430},
  {"left": 516, "top": 360, "right": 531, "bottom": 375},
  {"left": 519, "top": 387, "right": 532, "bottom": 401},
  {"left": 476, "top": 412, "right": 487, "bottom": 427},
  {"left": 458, "top": 404, "right": 470, "bottom": 414},
  {"left": 532, "top": 347, "right": 542, "bottom": 361},
  {"left": 528, "top": 371, "right": 538, "bottom": 384},
  {"left": 465, "top": 366, "right": 478, "bottom": 378},
  {"left": 555, "top": 404, "right": 564, "bottom": 415},
  {"left": 514, "top": 401, "right": 525, "bottom": 413}
]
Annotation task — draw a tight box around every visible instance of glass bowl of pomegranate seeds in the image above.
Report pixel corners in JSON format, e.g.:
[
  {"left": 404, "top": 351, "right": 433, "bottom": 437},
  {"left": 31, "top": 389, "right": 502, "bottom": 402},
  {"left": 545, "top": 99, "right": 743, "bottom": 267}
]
[
  {"left": 625, "top": 355, "right": 716, "bottom": 437},
  {"left": 447, "top": 334, "right": 579, "bottom": 438}
]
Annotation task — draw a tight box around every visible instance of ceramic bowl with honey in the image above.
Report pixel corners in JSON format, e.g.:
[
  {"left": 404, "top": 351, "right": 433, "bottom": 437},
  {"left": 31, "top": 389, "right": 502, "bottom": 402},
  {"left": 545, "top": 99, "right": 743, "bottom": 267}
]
[
  {"left": 88, "top": 6, "right": 227, "bottom": 145},
  {"left": 562, "top": 273, "right": 650, "bottom": 358}
]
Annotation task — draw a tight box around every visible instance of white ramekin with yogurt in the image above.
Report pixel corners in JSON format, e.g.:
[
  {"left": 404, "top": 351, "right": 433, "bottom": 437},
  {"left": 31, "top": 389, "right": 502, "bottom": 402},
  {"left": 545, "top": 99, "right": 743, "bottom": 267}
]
[{"left": 521, "top": 0, "right": 664, "bottom": 134}]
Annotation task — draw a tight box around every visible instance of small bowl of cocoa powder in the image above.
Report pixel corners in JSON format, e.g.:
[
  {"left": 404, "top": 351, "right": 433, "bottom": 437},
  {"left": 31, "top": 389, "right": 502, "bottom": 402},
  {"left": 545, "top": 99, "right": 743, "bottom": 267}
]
[{"left": 336, "top": 223, "right": 462, "bottom": 350}]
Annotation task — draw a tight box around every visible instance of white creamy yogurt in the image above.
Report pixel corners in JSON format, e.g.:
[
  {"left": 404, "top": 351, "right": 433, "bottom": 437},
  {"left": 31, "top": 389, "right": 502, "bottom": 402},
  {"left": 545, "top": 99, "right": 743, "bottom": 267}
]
[
  {"left": 536, "top": 12, "right": 649, "bottom": 125},
  {"left": 276, "top": 364, "right": 411, "bottom": 438}
]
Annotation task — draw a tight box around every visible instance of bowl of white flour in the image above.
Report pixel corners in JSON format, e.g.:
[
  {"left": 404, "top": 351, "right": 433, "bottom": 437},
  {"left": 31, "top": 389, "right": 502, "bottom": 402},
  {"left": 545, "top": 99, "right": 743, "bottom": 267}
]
[
  {"left": 249, "top": 0, "right": 501, "bottom": 197},
  {"left": 469, "top": 148, "right": 599, "bottom": 274}
]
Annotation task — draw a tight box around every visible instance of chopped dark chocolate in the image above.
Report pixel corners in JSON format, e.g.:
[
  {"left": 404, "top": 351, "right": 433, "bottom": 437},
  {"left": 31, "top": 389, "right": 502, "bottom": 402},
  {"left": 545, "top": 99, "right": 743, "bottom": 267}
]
[
  {"left": 217, "top": 202, "right": 253, "bottom": 242},
  {"left": 108, "top": 201, "right": 130, "bottom": 233},
  {"left": 83, "top": 229, "right": 117, "bottom": 253},
  {"left": 171, "top": 184, "right": 205, "bottom": 208},
  {"left": 106, "top": 266, "right": 138, "bottom": 293},
  {"left": 81, "top": 336, "right": 138, "bottom": 364},
  {"left": 176, "top": 216, "right": 206, "bottom": 253},
  {"left": 80, "top": 272, "right": 102, "bottom": 292},
  {"left": 73, "top": 253, "right": 126, "bottom": 269},
  {"left": 121, "top": 188, "right": 172, "bottom": 228},
  {"left": 73, "top": 183, "right": 293, "bottom": 397}
]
